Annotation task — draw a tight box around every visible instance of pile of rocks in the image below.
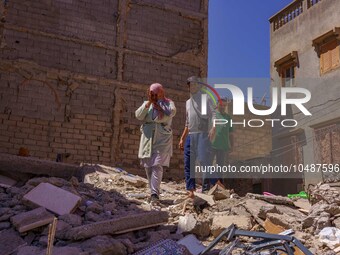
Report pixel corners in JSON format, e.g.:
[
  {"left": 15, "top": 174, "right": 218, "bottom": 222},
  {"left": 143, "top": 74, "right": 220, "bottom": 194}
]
[
  {"left": 0, "top": 157, "right": 339, "bottom": 255},
  {"left": 166, "top": 183, "right": 340, "bottom": 254},
  {"left": 0, "top": 170, "right": 179, "bottom": 255}
]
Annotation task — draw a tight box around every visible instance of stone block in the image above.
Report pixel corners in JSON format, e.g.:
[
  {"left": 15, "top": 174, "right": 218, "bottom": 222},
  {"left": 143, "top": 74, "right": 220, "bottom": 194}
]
[
  {"left": 0, "top": 174, "right": 16, "bottom": 188},
  {"left": 211, "top": 215, "right": 252, "bottom": 237},
  {"left": 11, "top": 207, "right": 55, "bottom": 233},
  {"left": 0, "top": 229, "right": 27, "bottom": 255},
  {"left": 23, "top": 183, "right": 81, "bottom": 215}
]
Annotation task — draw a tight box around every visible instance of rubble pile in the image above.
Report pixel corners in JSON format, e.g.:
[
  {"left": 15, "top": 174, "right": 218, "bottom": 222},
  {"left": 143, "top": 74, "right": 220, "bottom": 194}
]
[
  {"left": 0, "top": 161, "right": 339, "bottom": 255},
  {"left": 0, "top": 169, "right": 178, "bottom": 255}
]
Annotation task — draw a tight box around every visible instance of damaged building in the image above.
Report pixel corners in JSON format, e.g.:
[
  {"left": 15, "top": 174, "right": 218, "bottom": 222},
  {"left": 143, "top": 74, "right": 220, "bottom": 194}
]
[
  {"left": 269, "top": 0, "right": 340, "bottom": 195},
  {"left": 0, "top": 0, "right": 208, "bottom": 178},
  {"left": 0, "top": 0, "right": 339, "bottom": 254},
  {"left": 0, "top": 0, "right": 272, "bottom": 195}
]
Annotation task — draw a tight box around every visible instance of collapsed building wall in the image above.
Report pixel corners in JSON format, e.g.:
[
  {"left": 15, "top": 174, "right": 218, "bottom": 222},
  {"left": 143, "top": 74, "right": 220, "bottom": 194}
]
[
  {"left": 0, "top": 0, "right": 208, "bottom": 179},
  {"left": 0, "top": 1, "right": 273, "bottom": 189}
]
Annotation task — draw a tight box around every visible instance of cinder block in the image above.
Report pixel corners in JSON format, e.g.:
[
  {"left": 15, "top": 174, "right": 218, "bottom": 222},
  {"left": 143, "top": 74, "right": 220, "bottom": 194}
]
[
  {"left": 23, "top": 182, "right": 81, "bottom": 215},
  {"left": 36, "top": 119, "right": 49, "bottom": 125},
  {"left": 91, "top": 141, "right": 103, "bottom": 147},
  {"left": 17, "top": 122, "right": 30, "bottom": 128},
  {"left": 63, "top": 144, "right": 75, "bottom": 149}
]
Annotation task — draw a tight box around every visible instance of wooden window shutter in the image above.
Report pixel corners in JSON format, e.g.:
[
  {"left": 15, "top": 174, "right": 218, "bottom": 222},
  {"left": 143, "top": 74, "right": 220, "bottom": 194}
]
[
  {"left": 320, "top": 51, "right": 324, "bottom": 74},
  {"left": 320, "top": 39, "right": 340, "bottom": 74},
  {"left": 313, "top": 28, "right": 340, "bottom": 75},
  {"left": 321, "top": 43, "right": 332, "bottom": 73},
  {"left": 331, "top": 41, "right": 340, "bottom": 69}
]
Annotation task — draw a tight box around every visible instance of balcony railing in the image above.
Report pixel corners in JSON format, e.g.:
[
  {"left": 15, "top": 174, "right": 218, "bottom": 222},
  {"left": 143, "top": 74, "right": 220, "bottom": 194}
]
[
  {"left": 270, "top": 0, "right": 323, "bottom": 31},
  {"left": 307, "top": 0, "right": 322, "bottom": 8}
]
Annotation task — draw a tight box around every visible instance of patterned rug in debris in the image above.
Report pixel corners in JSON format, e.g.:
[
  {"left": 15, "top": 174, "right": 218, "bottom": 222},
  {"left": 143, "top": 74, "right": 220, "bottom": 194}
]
[{"left": 132, "top": 239, "right": 191, "bottom": 255}]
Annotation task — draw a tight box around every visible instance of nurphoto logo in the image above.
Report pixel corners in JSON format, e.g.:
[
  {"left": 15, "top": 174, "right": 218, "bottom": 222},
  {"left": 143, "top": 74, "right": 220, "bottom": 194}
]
[{"left": 198, "top": 83, "right": 312, "bottom": 128}]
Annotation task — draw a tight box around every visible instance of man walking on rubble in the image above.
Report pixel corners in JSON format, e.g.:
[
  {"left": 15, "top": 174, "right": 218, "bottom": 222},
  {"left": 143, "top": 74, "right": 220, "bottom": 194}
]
[{"left": 179, "top": 76, "right": 217, "bottom": 198}]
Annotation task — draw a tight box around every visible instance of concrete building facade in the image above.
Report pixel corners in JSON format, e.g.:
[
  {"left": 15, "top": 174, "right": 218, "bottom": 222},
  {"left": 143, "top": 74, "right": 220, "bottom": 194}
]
[{"left": 269, "top": 0, "right": 340, "bottom": 194}]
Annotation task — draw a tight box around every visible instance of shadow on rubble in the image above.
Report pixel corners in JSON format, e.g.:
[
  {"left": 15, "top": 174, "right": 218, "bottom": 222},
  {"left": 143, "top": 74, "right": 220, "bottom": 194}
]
[{"left": 0, "top": 153, "right": 181, "bottom": 255}]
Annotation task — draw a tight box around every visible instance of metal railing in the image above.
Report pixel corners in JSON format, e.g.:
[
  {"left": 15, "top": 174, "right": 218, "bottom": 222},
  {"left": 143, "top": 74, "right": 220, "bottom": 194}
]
[
  {"left": 307, "top": 0, "right": 322, "bottom": 8},
  {"left": 270, "top": 0, "right": 323, "bottom": 31}
]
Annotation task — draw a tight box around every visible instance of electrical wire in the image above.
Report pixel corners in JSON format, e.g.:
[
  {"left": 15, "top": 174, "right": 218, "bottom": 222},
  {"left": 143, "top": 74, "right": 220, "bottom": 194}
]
[{"left": 231, "top": 98, "right": 340, "bottom": 152}]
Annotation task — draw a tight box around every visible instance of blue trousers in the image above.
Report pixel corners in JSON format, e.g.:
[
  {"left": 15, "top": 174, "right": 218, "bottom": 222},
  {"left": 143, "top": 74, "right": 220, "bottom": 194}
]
[{"left": 184, "top": 133, "right": 217, "bottom": 191}]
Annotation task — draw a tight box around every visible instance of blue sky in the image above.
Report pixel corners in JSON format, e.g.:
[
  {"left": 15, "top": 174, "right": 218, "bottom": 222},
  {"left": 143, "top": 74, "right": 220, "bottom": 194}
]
[{"left": 207, "top": 0, "right": 292, "bottom": 101}]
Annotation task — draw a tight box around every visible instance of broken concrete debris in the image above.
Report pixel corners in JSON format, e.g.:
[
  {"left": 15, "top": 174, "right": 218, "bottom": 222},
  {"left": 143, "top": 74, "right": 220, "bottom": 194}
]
[
  {"left": 64, "top": 211, "right": 169, "bottom": 240},
  {"left": 211, "top": 215, "right": 252, "bottom": 237},
  {"left": 0, "top": 153, "right": 80, "bottom": 179},
  {"left": 80, "top": 235, "right": 127, "bottom": 255},
  {"left": 207, "top": 184, "right": 231, "bottom": 200},
  {"left": 309, "top": 183, "right": 340, "bottom": 205},
  {"left": 246, "top": 192, "right": 295, "bottom": 206},
  {"left": 302, "top": 186, "right": 340, "bottom": 235},
  {"left": 318, "top": 227, "right": 340, "bottom": 250},
  {"left": 0, "top": 173, "right": 174, "bottom": 254},
  {"left": 0, "top": 229, "right": 26, "bottom": 255},
  {"left": 23, "top": 182, "right": 81, "bottom": 216},
  {"left": 10, "top": 207, "right": 54, "bottom": 233},
  {"left": 294, "top": 198, "right": 312, "bottom": 211},
  {"left": 16, "top": 245, "right": 88, "bottom": 255},
  {"left": 193, "top": 192, "right": 216, "bottom": 206},
  {"left": 119, "top": 175, "right": 147, "bottom": 188},
  {"left": 266, "top": 212, "right": 296, "bottom": 230},
  {"left": 264, "top": 218, "right": 286, "bottom": 234},
  {"left": 59, "top": 213, "right": 82, "bottom": 227},
  {"left": 0, "top": 160, "right": 338, "bottom": 254},
  {"left": 0, "top": 174, "right": 17, "bottom": 188},
  {"left": 176, "top": 214, "right": 210, "bottom": 238},
  {"left": 177, "top": 214, "right": 197, "bottom": 235},
  {"left": 258, "top": 204, "right": 280, "bottom": 220},
  {"left": 201, "top": 224, "right": 313, "bottom": 255}
]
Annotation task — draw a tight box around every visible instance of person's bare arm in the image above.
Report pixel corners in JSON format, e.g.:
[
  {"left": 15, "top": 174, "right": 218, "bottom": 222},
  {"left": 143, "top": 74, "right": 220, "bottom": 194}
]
[
  {"left": 179, "top": 126, "right": 189, "bottom": 151},
  {"left": 179, "top": 101, "right": 189, "bottom": 150}
]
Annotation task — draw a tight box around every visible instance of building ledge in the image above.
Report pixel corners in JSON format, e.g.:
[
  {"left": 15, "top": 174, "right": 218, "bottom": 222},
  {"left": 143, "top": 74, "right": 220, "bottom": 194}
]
[
  {"left": 275, "top": 128, "right": 304, "bottom": 139},
  {"left": 274, "top": 51, "right": 299, "bottom": 73},
  {"left": 309, "top": 116, "right": 340, "bottom": 129},
  {"left": 312, "top": 27, "right": 340, "bottom": 56}
]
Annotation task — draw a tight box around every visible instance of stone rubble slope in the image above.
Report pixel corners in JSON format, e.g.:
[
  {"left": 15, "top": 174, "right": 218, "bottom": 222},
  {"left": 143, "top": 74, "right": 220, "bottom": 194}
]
[{"left": 0, "top": 164, "right": 339, "bottom": 255}]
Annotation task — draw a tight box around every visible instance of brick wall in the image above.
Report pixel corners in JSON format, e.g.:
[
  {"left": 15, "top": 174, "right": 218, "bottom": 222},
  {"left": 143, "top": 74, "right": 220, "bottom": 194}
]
[
  {"left": 0, "top": 0, "right": 207, "bottom": 180},
  {"left": 224, "top": 102, "right": 272, "bottom": 195},
  {"left": 0, "top": 0, "right": 271, "bottom": 188},
  {"left": 229, "top": 106, "right": 272, "bottom": 162}
]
